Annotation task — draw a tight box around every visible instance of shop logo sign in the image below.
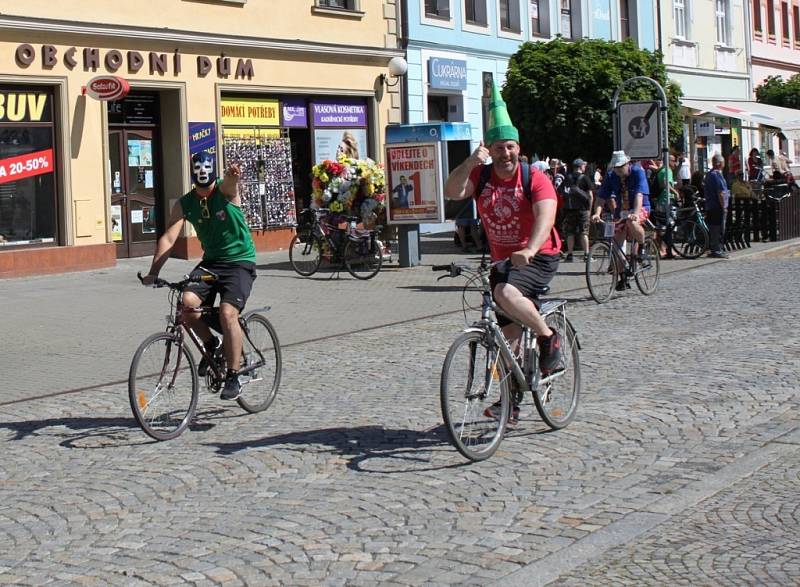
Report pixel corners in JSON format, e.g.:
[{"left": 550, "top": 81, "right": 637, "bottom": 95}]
[{"left": 82, "top": 76, "right": 130, "bottom": 101}]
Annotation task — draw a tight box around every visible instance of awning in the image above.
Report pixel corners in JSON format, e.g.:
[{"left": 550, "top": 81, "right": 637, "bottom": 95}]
[{"left": 681, "top": 99, "right": 800, "bottom": 140}]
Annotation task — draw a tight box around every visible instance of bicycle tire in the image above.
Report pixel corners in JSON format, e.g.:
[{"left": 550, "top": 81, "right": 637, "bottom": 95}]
[
  {"left": 671, "top": 219, "right": 709, "bottom": 259},
  {"left": 440, "top": 330, "right": 510, "bottom": 462},
  {"left": 289, "top": 232, "right": 323, "bottom": 276},
  {"left": 237, "top": 313, "right": 282, "bottom": 414},
  {"left": 129, "top": 332, "right": 199, "bottom": 441},
  {"left": 635, "top": 238, "right": 660, "bottom": 295},
  {"left": 344, "top": 237, "right": 383, "bottom": 280},
  {"left": 532, "top": 317, "right": 580, "bottom": 429},
  {"left": 586, "top": 241, "right": 617, "bottom": 304}
]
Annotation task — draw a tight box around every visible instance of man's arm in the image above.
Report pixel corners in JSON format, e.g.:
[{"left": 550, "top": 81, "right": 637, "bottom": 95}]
[
  {"left": 142, "top": 201, "right": 185, "bottom": 284},
  {"left": 444, "top": 142, "right": 488, "bottom": 201},
  {"left": 218, "top": 163, "right": 242, "bottom": 205}
]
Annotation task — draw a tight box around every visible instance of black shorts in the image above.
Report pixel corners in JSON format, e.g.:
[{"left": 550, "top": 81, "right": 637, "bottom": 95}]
[
  {"left": 490, "top": 253, "right": 560, "bottom": 327},
  {"left": 183, "top": 261, "right": 257, "bottom": 311}
]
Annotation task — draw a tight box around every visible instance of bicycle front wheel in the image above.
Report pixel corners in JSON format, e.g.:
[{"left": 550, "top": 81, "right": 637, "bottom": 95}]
[
  {"left": 344, "top": 237, "right": 383, "bottom": 280},
  {"left": 129, "top": 332, "right": 199, "bottom": 441},
  {"left": 533, "top": 316, "right": 580, "bottom": 429},
  {"left": 289, "top": 232, "right": 323, "bottom": 276},
  {"left": 237, "top": 313, "right": 282, "bottom": 413},
  {"left": 440, "top": 330, "right": 510, "bottom": 462},
  {"left": 586, "top": 241, "right": 617, "bottom": 304},
  {"left": 635, "top": 238, "right": 660, "bottom": 295},
  {"left": 671, "top": 219, "right": 709, "bottom": 259}
]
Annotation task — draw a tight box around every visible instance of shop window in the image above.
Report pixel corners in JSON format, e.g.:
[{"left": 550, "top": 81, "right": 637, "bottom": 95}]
[
  {"left": 500, "top": 0, "right": 522, "bottom": 32},
  {"left": 530, "top": 0, "right": 550, "bottom": 36},
  {"left": 0, "top": 87, "right": 58, "bottom": 248},
  {"left": 753, "top": 0, "right": 762, "bottom": 34},
  {"left": 428, "top": 95, "right": 450, "bottom": 122},
  {"left": 425, "top": 0, "right": 451, "bottom": 18},
  {"left": 794, "top": 4, "right": 800, "bottom": 45},
  {"left": 317, "top": 0, "right": 358, "bottom": 9},
  {"left": 465, "top": 0, "right": 488, "bottom": 25},
  {"left": 560, "top": 0, "right": 575, "bottom": 38}
]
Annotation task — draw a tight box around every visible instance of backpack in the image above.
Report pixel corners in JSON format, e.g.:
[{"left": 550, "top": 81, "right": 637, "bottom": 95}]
[
  {"left": 646, "top": 167, "right": 660, "bottom": 200},
  {"left": 476, "top": 161, "right": 532, "bottom": 201}
]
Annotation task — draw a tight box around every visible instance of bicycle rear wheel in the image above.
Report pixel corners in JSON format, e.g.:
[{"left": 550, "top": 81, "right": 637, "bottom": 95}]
[
  {"left": 440, "top": 330, "right": 510, "bottom": 462},
  {"left": 129, "top": 332, "right": 198, "bottom": 441},
  {"left": 586, "top": 241, "right": 617, "bottom": 304},
  {"left": 289, "top": 232, "right": 323, "bottom": 276},
  {"left": 671, "top": 219, "right": 709, "bottom": 259},
  {"left": 344, "top": 237, "right": 382, "bottom": 280},
  {"left": 532, "top": 315, "right": 580, "bottom": 429},
  {"left": 635, "top": 238, "right": 660, "bottom": 295},
  {"left": 237, "top": 313, "right": 281, "bottom": 413}
]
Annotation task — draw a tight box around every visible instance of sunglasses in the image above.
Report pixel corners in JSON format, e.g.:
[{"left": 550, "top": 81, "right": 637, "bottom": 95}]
[{"left": 200, "top": 197, "right": 210, "bottom": 219}]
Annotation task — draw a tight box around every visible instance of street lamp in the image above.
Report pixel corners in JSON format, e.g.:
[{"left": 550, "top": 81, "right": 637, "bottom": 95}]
[{"left": 379, "top": 56, "right": 408, "bottom": 88}]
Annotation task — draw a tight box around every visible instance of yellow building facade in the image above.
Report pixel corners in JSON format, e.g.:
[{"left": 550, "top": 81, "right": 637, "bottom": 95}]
[{"left": 0, "top": 1, "right": 402, "bottom": 277}]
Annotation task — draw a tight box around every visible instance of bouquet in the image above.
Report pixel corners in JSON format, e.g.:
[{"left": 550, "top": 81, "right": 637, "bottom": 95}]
[{"left": 311, "top": 155, "right": 386, "bottom": 224}]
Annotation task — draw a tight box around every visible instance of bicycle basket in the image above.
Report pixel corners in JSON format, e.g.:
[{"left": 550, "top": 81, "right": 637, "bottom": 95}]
[{"left": 297, "top": 208, "right": 316, "bottom": 231}]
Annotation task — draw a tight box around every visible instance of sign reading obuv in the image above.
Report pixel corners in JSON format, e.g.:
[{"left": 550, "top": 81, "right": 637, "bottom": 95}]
[
  {"left": 82, "top": 76, "right": 130, "bottom": 101},
  {"left": 0, "top": 148, "right": 54, "bottom": 185}
]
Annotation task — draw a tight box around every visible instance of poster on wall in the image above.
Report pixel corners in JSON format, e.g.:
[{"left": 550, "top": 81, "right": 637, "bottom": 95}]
[
  {"left": 384, "top": 142, "right": 444, "bottom": 224},
  {"left": 314, "top": 128, "right": 368, "bottom": 164},
  {"left": 111, "top": 204, "right": 123, "bottom": 241},
  {"left": 189, "top": 122, "right": 217, "bottom": 157}
]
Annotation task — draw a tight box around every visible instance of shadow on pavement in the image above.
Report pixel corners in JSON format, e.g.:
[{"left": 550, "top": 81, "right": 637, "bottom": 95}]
[{"left": 205, "top": 424, "right": 469, "bottom": 473}]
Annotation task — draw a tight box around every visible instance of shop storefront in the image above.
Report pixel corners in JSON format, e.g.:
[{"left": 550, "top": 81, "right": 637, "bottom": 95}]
[{"left": 0, "top": 34, "right": 399, "bottom": 277}]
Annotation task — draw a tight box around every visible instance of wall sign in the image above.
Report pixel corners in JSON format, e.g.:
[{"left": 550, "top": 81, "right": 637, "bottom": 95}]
[
  {"left": 311, "top": 101, "right": 367, "bottom": 127},
  {"left": 428, "top": 58, "right": 467, "bottom": 91},
  {"left": 14, "top": 43, "right": 254, "bottom": 80},
  {"left": 281, "top": 98, "right": 308, "bottom": 128},
  {"left": 220, "top": 97, "right": 279, "bottom": 126},
  {"left": 0, "top": 88, "right": 52, "bottom": 123},
  {"left": 82, "top": 76, "right": 130, "bottom": 101}
]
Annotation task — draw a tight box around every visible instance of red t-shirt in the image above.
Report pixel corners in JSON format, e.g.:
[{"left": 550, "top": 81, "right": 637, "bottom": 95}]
[{"left": 469, "top": 164, "right": 561, "bottom": 261}]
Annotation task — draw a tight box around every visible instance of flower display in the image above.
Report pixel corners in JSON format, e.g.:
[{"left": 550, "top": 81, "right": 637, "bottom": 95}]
[{"left": 311, "top": 155, "right": 386, "bottom": 222}]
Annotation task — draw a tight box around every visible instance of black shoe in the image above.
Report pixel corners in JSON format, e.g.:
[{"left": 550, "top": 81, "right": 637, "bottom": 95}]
[
  {"left": 564, "top": 254, "right": 574, "bottom": 263},
  {"left": 198, "top": 336, "right": 221, "bottom": 376},
  {"left": 615, "top": 280, "right": 631, "bottom": 291},
  {"left": 709, "top": 251, "right": 730, "bottom": 259},
  {"left": 220, "top": 372, "right": 242, "bottom": 400},
  {"left": 538, "top": 330, "right": 562, "bottom": 374}
]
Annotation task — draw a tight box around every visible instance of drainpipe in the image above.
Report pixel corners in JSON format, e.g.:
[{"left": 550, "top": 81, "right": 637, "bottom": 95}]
[
  {"left": 399, "top": 0, "right": 409, "bottom": 125},
  {"left": 742, "top": 0, "right": 756, "bottom": 154}
]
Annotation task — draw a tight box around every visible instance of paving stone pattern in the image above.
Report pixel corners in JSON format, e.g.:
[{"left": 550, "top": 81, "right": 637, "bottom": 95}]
[{"left": 0, "top": 252, "right": 798, "bottom": 585}]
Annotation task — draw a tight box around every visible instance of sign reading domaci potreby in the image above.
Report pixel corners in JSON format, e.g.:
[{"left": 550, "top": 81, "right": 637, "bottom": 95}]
[{"left": 428, "top": 58, "right": 467, "bottom": 91}]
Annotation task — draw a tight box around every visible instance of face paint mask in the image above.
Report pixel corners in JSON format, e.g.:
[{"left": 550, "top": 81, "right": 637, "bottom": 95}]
[{"left": 191, "top": 152, "right": 216, "bottom": 187}]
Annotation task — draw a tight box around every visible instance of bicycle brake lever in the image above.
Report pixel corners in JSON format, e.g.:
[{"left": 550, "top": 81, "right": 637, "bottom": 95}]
[{"left": 436, "top": 274, "right": 450, "bottom": 282}]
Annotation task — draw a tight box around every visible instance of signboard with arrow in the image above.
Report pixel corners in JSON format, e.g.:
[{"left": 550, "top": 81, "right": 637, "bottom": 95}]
[{"left": 617, "top": 100, "right": 661, "bottom": 159}]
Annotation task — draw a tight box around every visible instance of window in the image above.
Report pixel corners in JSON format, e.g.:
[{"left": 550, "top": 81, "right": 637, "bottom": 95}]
[
  {"left": 531, "top": 0, "right": 542, "bottom": 33},
  {"left": 715, "top": 0, "right": 729, "bottom": 44},
  {"left": 674, "top": 0, "right": 687, "bottom": 38},
  {"left": 620, "top": 0, "right": 631, "bottom": 39},
  {"left": 753, "top": 0, "right": 762, "bottom": 33},
  {"left": 767, "top": 0, "right": 776, "bottom": 36},
  {"left": 781, "top": 0, "right": 790, "bottom": 40},
  {"left": 794, "top": 4, "right": 800, "bottom": 43},
  {"left": 425, "top": 0, "right": 451, "bottom": 17},
  {"left": 560, "top": 0, "right": 573, "bottom": 37},
  {"left": 500, "top": 0, "right": 522, "bottom": 32},
  {"left": 317, "top": 0, "right": 356, "bottom": 9},
  {"left": 465, "top": 0, "right": 488, "bottom": 25}
]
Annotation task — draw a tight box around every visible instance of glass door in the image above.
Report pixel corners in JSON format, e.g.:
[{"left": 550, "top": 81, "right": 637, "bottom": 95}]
[{"left": 109, "top": 129, "right": 159, "bottom": 258}]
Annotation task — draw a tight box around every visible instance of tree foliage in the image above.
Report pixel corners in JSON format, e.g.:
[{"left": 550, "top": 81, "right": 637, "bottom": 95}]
[
  {"left": 755, "top": 74, "right": 800, "bottom": 110},
  {"left": 504, "top": 38, "right": 683, "bottom": 165}
]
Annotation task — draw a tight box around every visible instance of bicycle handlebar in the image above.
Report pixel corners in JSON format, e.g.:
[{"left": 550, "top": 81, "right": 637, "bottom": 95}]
[{"left": 137, "top": 270, "right": 218, "bottom": 289}]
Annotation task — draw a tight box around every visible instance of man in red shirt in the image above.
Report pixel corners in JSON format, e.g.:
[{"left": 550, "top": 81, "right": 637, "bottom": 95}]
[{"left": 444, "top": 82, "right": 562, "bottom": 424}]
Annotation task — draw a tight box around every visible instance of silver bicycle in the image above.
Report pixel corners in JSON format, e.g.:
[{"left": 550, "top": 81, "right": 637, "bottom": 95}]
[{"left": 434, "top": 260, "right": 581, "bottom": 461}]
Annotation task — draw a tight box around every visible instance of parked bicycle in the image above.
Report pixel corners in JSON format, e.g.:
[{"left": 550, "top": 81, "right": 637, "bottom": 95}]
[
  {"left": 131, "top": 270, "right": 281, "bottom": 440},
  {"left": 434, "top": 260, "right": 581, "bottom": 462},
  {"left": 586, "top": 215, "right": 660, "bottom": 303},
  {"left": 289, "top": 207, "right": 383, "bottom": 280},
  {"left": 663, "top": 186, "right": 710, "bottom": 259}
]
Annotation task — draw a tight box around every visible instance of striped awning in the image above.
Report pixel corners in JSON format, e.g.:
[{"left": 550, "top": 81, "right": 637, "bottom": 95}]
[{"left": 682, "top": 99, "right": 800, "bottom": 140}]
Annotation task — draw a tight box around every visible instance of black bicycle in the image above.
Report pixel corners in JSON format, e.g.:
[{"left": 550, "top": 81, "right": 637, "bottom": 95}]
[
  {"left": 664, "top": 187, "right": 710, "bottom": 259},
  {"left": 131, "top": 270, "right": 281, "bottom": 440},
  {"left": 289, "top": 208, "right": 383, "bottom": 280}
]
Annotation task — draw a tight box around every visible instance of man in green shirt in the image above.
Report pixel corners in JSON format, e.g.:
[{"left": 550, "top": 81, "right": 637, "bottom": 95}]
[
  {"left": 655, "top": 154, "right": 679, "bottom": 259},
  {"left": 143, "top": 151, "right": 257, "bottom": 400}
]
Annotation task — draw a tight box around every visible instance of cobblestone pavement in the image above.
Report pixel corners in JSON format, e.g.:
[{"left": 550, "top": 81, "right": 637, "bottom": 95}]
[{"left": 0, "top": 246, "right": 798, "bottom": 585}]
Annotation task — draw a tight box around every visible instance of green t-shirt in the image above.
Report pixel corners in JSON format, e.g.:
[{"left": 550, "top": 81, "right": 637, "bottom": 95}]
[
  {"left": 655, "top": 166, "right": 674, "bottom": 207},
  {"left": 179, "top": 181, "right": 256, "bottom": 263}
]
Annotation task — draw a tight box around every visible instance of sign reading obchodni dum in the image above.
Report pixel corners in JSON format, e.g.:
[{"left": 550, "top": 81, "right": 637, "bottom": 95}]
[
  {"left": 14, "top": 44, "right": 254, "bottom": 80},
  {"left": 428, "top": 58, "right": 467, "bottom": 91}
]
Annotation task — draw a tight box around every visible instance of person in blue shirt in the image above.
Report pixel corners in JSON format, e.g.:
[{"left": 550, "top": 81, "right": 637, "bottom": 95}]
[
  {"left": 391, "top": 175, "right": 414, "bottom": 208},
  {"left": 592, "top": 150, "right": 652, "bottom": 289},
  {"left": 703, "top": 152, "right": 730, "bottom": 259}
]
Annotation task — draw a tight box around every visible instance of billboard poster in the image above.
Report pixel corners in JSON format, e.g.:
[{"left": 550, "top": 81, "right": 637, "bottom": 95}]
[
  {"left": 385, "top": 142, "right": 444, "bottom": 224},
  {"left": 314, "top": 128, "right": 368, "bottom": 164}
]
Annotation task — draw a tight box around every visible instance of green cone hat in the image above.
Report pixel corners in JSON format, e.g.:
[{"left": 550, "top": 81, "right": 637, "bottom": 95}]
[{"left": 484, "top": 81, "right": 519, "bottom": 145}]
